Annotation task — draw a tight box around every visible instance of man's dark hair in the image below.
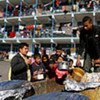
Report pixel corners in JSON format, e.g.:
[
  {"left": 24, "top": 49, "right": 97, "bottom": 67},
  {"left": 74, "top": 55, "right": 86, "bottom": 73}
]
[
  {"left": 56, "top": 45, "right": 62, "bottom": 50},
  {"left": 18, "top": 43, "right": 29, "bottom": 50},
  {"left": 82, "top": 16, "right": 92, "bottom": 23}
]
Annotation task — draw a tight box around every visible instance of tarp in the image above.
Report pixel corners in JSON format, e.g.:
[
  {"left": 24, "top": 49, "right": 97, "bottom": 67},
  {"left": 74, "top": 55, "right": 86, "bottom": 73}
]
[
  {"left": 0, "top": 80, "right": 34, "bottom": 100},
  {"left": 64, "top": 79, "right": 100, "bottom": 91},
  {"left": 24, "top": 92, "right": 89, "bottom": 100}
]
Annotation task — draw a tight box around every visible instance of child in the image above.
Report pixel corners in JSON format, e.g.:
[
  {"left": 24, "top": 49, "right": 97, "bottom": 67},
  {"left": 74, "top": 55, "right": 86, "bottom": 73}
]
[
  {"left": 31, "top": 53, "right": 46, "bottom": 82},
  {"left": 55, "top": 56, "right": 69, "bottom": 84}
]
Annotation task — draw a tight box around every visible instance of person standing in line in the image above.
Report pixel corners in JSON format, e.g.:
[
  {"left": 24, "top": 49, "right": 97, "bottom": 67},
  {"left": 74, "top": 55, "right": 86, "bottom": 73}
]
[
  {"left": 31, "top": 53, "right": 46, "bottom": 82},
  {"left": 50, "top": 45, "right": 63, "bottom": 62},
  {"left": 68, "top": 59, "right": 74, "bottom": 70},
  {"left": 10, "top": 43, "right": 32, "bottom": 81},
  {"left": 77, "top": 16, "right": 100, "bottom": 72}
]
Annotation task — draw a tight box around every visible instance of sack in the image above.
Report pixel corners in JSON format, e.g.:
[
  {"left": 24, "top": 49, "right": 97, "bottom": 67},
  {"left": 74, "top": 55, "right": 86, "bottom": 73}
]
[{"left": 81, "top": 72, "right": 100, "bottom": 82}]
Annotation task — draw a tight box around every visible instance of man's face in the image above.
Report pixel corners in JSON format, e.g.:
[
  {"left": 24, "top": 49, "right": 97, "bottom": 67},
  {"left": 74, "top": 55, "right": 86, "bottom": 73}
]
[
  {"left": 42, "top": 57, "right": 47, "bottom": 62},
  {"left": 83, "top": 20, "right": 92, "bottom": 30},
  {"left": 56, "top": 50, "right": 62, "bottom": 56},
  {"left": 19, "top": 46, "right": 29, "bottom": 55}
]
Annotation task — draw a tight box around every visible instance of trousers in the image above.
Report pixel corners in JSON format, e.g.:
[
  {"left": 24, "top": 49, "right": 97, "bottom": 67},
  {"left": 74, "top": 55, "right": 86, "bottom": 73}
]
[{"left": 83, "top": 53, "right": 92, "bottom": 72}]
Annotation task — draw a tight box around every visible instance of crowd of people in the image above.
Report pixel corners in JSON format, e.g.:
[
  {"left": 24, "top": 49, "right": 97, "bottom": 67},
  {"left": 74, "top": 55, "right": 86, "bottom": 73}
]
[
  {"left": 9, "top": 43, "right": 77, "bottom": 84},
  {"left": 0, "top": 0, "right": 99, "bottom": 18},
  {"left": 0, "top": 0, "right": 99, "bottom": 39},
  {"left": 8, "top": 15, "right": 100, "bottom": 84},
  {"left": 0, "top": 51, "right": 9, "bottom": 61}
]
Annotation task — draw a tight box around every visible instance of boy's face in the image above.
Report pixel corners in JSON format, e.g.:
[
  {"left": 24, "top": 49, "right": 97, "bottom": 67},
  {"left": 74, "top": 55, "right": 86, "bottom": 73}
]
[
  {"left": 56, "top": 50, "right": 62, "bottom": 55},
  {"left": 57, "top": 57, "right": 63, "bottom": 63},
  {"left": 35, "top": 57, "right": 41, "bottom": 64},
  {"left": 69, "top": 61, "right": 73, "bottom": 67},
  {"left": 49, "top": 63, "right": 53, "bottom": 69},
  {"left": 42, "top": 57, "right": 47, "bottom": 62}
]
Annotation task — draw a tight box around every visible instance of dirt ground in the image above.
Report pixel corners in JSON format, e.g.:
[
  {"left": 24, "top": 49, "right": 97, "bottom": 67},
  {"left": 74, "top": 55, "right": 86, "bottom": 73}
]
[{"left": 0, "top": 61, "right": 10, "bottom": 81}]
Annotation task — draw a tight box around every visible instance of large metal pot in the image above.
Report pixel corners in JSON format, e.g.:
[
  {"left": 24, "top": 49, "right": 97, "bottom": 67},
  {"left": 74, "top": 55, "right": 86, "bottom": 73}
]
[{"left": 58, "top": 61, "right": 69, "bottom": 70}]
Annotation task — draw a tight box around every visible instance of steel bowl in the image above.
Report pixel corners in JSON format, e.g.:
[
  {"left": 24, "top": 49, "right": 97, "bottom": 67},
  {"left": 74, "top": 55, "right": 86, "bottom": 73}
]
[{"left": 58, "top": 61, "right": 69, "bottom": 70}]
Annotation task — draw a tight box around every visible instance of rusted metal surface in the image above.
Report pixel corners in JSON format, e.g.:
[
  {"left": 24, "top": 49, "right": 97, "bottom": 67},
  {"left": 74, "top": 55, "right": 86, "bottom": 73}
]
[{"left": 32, "top": 79, "right": 64, "bottom": 95}]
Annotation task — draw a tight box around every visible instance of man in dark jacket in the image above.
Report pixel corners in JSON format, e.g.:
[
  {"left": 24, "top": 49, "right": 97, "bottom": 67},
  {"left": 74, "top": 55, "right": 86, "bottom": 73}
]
[
  {"left": 10, "top": 43, "right": 32, "bottom": 81},
  {"left": 77, "top": 16, "right": 100, "bottom": 72},
  {"left": 50, "top": 45, "right": 63, "bottom": 62}
]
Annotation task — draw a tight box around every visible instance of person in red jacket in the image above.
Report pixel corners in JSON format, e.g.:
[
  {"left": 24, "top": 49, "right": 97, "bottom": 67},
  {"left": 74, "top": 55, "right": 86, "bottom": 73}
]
[{"left": 55, "top": 56, "right": 69, "bottom": 84}]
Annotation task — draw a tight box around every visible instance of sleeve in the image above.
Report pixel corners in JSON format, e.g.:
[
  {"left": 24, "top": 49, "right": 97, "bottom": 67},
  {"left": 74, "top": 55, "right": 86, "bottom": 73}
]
[
  {"left": 97, "top": 26, "right": 100, "bottom": 37},
  {"left": 94, "top": 26, "right": 100, "bottom": 58},
  {"left": 11, "top": 56, "right": 27, "bottom": 74},
  {"left": 78, "top": 29, "right": 85, "bottom": 56},
  {"left": 41, "top": 63, "right": 46, "bottom": 72}
]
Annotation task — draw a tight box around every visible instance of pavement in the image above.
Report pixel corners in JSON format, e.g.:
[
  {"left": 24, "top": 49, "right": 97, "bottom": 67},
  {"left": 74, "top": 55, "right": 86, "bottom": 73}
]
[{"left": 0, "top": 61, "right": 10, "bottom": 81}]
